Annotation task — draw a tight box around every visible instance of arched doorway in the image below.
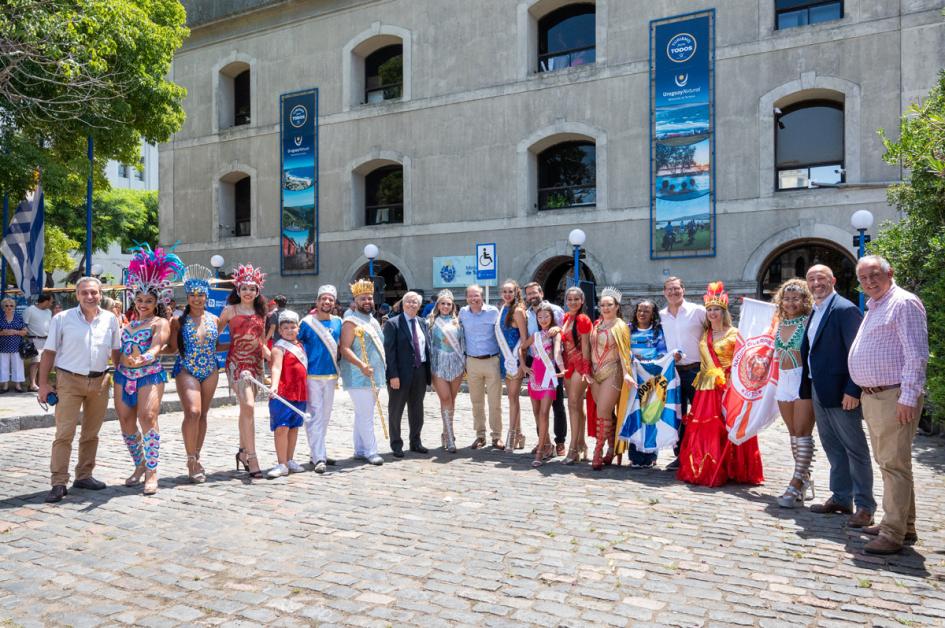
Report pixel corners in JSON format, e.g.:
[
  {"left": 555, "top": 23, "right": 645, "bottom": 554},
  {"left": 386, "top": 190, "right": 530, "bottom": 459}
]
[
  {"left": 758, "top": 239, "right": 856, "bottom": 303},
  {"left": 532, "top": 256, "right": 596, "bottom": 304},
  {"left": 354, "top": 260, "right": 408, "bottom": 305}
]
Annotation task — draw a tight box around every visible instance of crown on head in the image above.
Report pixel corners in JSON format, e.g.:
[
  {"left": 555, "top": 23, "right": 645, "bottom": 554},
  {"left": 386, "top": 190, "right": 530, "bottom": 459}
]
[
  {"left": 350, "top": 278, "right": 374, "bottom": 298},
  {"left": 183, "top": 264, "right": 213, "bottom": 296},
  {"left": 600, "top": 286, "right": 622, "bottom": 304},
  {"left": 233, "top": 264, "right": 265, "bottom": 290},
  {"left": 126, "top": 243, "right": 185, "bottom": 306},
  {"left": 703, "top": 281, "right": 729, "bottom": 309}
]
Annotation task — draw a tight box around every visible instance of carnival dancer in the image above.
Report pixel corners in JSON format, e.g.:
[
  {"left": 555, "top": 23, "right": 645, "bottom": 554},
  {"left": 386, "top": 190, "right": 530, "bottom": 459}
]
[
  {"left": 676, "top": 282, "right": 764, "bottom": 487},
  {"left": 218, "top": 264, "right": 270, "bottom": 478},
  {"left": 428, "top": 289, "right": 464, "bottom": 453},
  {"left": 521, "top": 302, "right": 564, "bottom": 467},
  {"left": 772, "top": 279, "right": 815, "bottom": 507},
  {"left": 496, "top": 280, "right": 528, "bottom": 450},
  {"left": 561, "top": 286, "right": 592, "bottom": 465},
  {"left": 298, "top": 285, "right": 343, "bottom": 474},
  {"left": 266, "top": 310, "right": 307, "bottom": 478},
  {"left": 588, "top": 288, "right": 634, "bottom": 471},
  {"left": 114, "top": 244, "right": 183, "bottom": 495},
  {"left": 167, "top": 264, "right": 219, "bottom": 483},
  {"left": 627, "top": 300, "right": 668, "bottom": 469},
  {"left": 339, "top": 278, "right": 386, "bottom": 466}
]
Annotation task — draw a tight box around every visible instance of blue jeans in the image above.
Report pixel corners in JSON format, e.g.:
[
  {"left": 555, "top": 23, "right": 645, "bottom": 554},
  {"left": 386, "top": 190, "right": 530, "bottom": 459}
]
[{"left": 813, "top": 387, "right": 876, "bottom": 512}]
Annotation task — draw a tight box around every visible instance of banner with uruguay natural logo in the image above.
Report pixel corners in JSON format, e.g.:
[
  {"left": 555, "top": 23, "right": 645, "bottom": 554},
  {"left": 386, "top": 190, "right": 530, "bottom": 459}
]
[
  {"left": 723, "top": 298, "right": 780, "bottom": 445},
  {"left": 649, "top": 10, "right": 715, "bottom": 259},
  {"left": 280, "top": 88, "right": 319, "bottom": 274},
  {"left": 617, "top": 354, "right": 681, "bottom": 453}
]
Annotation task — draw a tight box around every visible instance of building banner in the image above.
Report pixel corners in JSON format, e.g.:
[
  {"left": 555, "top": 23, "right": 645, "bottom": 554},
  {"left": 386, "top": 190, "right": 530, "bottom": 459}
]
[
  {"left": 280, "top": 88, "right": 319, "bottom": 274},
  {"left": 649, "top": 10, "right": 715, "bottom": 259},
  {"left": 432, "top": 256, "right": 498, "bottom": 289}
]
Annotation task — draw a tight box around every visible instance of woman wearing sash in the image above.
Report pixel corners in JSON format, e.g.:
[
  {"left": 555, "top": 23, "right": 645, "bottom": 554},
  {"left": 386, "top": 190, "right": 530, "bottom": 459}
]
[
  {"left": 521, "top": 301, "right": 564, "bottom": 467},
  {"left": 167, "top": 265, "right": 219, "bottom": 483},
  {"left": 772, "top": 279, "right": 814, "bottom": 507},
  {"left": 115, "top": 245, "right": 182, "bottom": 495},
  {"left": 588, "top": 288, "right": 634, "bottom": 471},
  {"left": 676, "top": 282, "right": 764, "bottom": 487},
  {"left": 428, "top": 290, "right": 464, "bottom": 453},
  {"left": 218, "top": 264, "right": 270, "bottom": 478},
  {"left": 561, "top": 286, "right": 592, "bottom": 464},
  {"left": 496, "top": 280, "right": 528, "bottom": 450}
]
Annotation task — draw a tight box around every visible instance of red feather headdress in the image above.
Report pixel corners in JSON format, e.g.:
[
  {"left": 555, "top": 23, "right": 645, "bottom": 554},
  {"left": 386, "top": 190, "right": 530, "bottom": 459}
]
[
  {"left": 703, "top": 281, "right": 729, "bottom": 310},
  {"left": 232, "top": 264, "right": 265, "bottom": 290}
]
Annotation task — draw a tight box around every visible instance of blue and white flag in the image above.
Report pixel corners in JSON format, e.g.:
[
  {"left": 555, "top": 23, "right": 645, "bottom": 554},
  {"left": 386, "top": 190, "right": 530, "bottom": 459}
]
[
  {"left": 617, "top": 353, "right": 681, "bottom": 453},
  {"left": 0, "top": 183, "right": 45, "bottom": 298}
]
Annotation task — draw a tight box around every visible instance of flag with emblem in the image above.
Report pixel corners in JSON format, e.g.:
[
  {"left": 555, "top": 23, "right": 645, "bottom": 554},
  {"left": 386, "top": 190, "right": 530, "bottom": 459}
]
[
  {"left": 0, "top": 181, "right": 45, "bottom": 298},
  {"left": 617, "top": 353, "right": 681, "bottom": 453}
]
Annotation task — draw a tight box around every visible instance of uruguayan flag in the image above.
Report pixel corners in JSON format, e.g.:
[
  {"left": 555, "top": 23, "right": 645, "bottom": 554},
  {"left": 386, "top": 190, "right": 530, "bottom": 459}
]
[
  {"left": 0, "top": 183, "right": 45, "bottom": 298},
  {"left": 618, "top": 353, "right": 681, "bottom": 453}
]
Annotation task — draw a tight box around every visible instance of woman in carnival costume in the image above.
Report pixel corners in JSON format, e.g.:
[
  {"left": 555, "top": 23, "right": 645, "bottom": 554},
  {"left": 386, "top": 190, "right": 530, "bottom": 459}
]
[
  {"left": 116, "top": 244, "right": 183, "bottom": 495},
  {"left": 427, "top": 289, "right": 465, "bottom": 453},
  {"left": 676, "top": 282, "right": 764, "bottom": 487},
  {"left": 588, "top": 287, "right": 634, "bottom": 471},
  {"left": 218, "top": 264, "right": 270, "bottom": 478},
  {"left": 166, "top": 264, "right": 220, "bottom": 483},
  {"left": 560, "top": 286, "right": 592, "bottom": 465}
]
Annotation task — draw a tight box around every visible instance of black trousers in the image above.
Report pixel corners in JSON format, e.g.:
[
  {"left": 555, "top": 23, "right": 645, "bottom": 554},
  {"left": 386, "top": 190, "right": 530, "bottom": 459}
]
[
  {"left": 673, "top": 366, "right": 698, "bottom": 456},
  {"left": 388, "top": 366, "right": 426, "bottom": 452}
]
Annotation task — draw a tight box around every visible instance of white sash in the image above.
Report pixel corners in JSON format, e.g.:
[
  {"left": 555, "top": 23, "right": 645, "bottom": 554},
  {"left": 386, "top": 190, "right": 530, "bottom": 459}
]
[
  {"left": 494, "top": 307, "right": 521, "bottom": 376},
  {"left": 275, "top": 339, "right": 308, "bottom": 370},
  {"left": 532, "top": 331, "right": 558, "bottom": 390},
  {"left": 345, "top": 312, "right": 386, "bottom": 363},
  {"left": 301, "top": 314, "right": 339, "bottom": 374},
  {"left": 434, "top": 316, "right": 462, "bottom": 355}
]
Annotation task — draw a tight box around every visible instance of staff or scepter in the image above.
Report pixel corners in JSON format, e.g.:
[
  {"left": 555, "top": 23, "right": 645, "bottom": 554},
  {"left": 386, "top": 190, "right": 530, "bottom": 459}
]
[
  {"left": 355, "top": 328, "right": 389, "bottom": 440},
  {"left": 240, "top": 371, "right": 312, "bottom": 421}
]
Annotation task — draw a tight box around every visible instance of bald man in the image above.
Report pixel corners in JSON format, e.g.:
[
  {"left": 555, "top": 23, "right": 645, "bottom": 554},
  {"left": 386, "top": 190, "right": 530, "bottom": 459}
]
[{"left": 800, "top": 264, "right": 875, "bottom": 528}]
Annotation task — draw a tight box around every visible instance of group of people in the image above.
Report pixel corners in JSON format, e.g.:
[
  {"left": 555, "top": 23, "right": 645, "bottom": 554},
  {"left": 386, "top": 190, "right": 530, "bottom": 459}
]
[{"left": 37, "top": 245, "right": 928, "bottom": 556}]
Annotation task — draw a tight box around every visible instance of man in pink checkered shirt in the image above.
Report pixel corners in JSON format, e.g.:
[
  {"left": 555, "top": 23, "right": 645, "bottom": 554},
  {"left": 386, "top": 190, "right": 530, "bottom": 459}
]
[{"left": 848, "top": 255, "right": 928, "bottom": 555}]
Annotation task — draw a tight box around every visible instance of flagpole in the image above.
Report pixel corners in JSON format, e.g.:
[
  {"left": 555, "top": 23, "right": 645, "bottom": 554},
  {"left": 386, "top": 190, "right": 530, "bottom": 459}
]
[
  {"left": 85, "top": 136, "right": 93, "bottom": 277},
  {"left": 1, "top": 193, "right": 7, "bottom": 298}
]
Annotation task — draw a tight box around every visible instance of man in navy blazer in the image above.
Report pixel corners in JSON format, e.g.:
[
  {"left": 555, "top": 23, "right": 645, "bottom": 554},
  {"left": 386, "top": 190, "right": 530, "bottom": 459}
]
[
  {"left": 383, "top": 291, "right": 432, "bottom": 457},
  {"left": 801, "top": 265, "right": 875, "bottom": 527}
]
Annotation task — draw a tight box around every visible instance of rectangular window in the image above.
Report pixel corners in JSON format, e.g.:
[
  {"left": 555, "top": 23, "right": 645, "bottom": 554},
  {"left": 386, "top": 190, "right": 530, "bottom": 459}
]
[
  {"left": 775, "top": 0, "right": 842, "bottom": 30},
  {"left": 118, "top": 164, "right": 129, "bottom": 179}
]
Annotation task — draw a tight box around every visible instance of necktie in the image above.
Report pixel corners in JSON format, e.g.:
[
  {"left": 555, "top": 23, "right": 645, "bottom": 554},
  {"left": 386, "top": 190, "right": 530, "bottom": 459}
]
[{"left": 410, "top": 317, "right": 422, "bottom": 368}]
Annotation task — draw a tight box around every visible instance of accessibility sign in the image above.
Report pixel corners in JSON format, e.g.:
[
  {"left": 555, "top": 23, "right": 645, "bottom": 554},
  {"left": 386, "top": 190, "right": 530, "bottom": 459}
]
[{"left": 475, "top": 243, "right": 497, "bottom": 281}]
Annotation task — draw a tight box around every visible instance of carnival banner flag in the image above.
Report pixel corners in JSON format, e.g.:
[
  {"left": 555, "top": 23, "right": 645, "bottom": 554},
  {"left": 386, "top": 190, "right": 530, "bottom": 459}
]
[
  {"left": 0, "top": 183, "right": 45, "bottom": 298},
  {"left": 618, "top": 354, "right": 681, "bottom": 453},
  {"left": 722, "top": 298, "right": 779, "bottom": 445}
]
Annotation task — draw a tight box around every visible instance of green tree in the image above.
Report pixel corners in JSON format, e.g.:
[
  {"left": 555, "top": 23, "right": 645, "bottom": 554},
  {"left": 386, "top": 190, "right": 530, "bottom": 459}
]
[
  {"left": 0, "top": 0, "right": 188, "bottom": 201},
  {"left": 873, "top": 70, "right": 945, "bottom": 421}
]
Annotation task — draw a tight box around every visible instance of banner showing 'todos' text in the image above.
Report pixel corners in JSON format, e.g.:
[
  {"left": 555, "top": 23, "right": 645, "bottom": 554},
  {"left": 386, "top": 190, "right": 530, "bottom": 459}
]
[
  {"left": 650, "top": 11, "right": 715, "bottom": 259},
  {"left": 280, "top": 88, "right": 319, "bottom": 275}
]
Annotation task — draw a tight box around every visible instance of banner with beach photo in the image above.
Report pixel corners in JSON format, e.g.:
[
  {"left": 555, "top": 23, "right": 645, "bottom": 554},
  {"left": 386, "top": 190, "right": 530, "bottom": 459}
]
[
  {"left": 280, "top": 88, "right": 319, "bottom": 274},
  {"left": 649, "top": 10, "right": 716, "bottom": 259}
]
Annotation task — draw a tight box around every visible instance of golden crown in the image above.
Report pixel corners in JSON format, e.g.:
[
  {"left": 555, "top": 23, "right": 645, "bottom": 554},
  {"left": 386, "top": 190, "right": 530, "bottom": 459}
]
[
  {"left": 703, "top": 281, "right": 729, "bottom": 310},
  {"left": 350, "top": 278, "right": 375, "bottom": 298}
]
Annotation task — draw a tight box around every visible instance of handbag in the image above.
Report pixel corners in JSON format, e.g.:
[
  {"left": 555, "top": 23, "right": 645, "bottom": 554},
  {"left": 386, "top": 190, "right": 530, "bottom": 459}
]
[{"left": 19, "top": 337, "right": 38, "bottom": 360}]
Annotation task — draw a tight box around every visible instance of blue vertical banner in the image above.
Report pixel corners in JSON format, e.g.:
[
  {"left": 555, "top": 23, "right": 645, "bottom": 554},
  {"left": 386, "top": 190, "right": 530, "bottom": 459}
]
[
  {"left": 279, "top": 88, "right": 319, "bottom": 274},
  {"left": 649, "top": 10, "right": 716, "bottom": 259}
]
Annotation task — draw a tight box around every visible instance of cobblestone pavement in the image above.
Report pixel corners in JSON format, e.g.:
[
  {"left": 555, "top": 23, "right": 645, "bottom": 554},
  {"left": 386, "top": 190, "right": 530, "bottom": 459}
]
[{"left": 1, "top": 391, "right": 944, "bottom": 627}]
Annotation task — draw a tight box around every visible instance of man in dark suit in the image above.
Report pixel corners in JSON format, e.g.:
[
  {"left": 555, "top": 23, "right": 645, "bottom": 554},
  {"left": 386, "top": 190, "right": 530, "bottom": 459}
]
[
  {"left": 801, "top": 264, "right": 875, "bottom": 527},
  {"left": 383, "top": 291, "right": 431, "bottom": 457}
]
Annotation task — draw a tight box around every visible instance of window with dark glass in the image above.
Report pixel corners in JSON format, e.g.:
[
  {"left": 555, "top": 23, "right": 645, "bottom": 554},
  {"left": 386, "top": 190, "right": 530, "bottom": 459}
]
[
  {"left": 365, "top": 45, "right": 403, "bottom": 104},
  {"left": 234, "top": 69, "right": 250, "bottom": 126},
  {"left": 118, "top": 164, "right": 129, "bottom": 178},
  {"left": 234, "top": 176, "right": 251, "bottom": 236},
  {"left": 775, "top": 101, "right": 844, "bottom": 190},
  {"left": 365, "top": 165, "right": 403, "bottom": 225},
  {"left": 538, "top": 141, "right": 596, "bottom": 210},
  {"left": 775, "top": 0, "right": 842, "bottom": 30},
  {"left": 538, "top": 3, "right": 596, "bottom": 73}
]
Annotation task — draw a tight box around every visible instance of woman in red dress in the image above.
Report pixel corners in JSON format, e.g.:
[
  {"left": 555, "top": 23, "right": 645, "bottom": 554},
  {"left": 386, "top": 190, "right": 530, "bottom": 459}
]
[
  {"left": 676, "top": 282, "right": 764, "bottom": 487},
  {"left": 560, "top": 286, "right": 592, "bottom": 464}
]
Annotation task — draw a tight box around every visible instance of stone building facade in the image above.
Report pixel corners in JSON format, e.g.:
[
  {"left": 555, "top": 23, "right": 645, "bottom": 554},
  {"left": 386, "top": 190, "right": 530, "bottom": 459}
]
[{"left": 160, "top": 0, "right": 945, "bottom": 305}]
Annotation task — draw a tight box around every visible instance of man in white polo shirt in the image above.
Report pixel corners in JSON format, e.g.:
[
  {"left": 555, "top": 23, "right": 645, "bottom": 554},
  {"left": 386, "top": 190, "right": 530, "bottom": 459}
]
[
  {"left": 39, "top": 277, "right": 121, "bottom": 503},
  {"left": 659, "top": 276, "right": 706, "bottom": 470}
]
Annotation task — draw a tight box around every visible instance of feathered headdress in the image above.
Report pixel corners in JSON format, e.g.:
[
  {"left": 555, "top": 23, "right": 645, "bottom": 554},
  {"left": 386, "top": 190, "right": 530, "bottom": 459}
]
[
  {"left": 703, "top": 281, "right": 729, "bottom": 310},
  {"left": 126, "top": 243, "right": 185, "bottom": 306},
  {"left": 183, "top": 264, "right": 214, "bottom": 296},
  {"left": 233, "top": 264, "right": 265, "bottom": 290}
]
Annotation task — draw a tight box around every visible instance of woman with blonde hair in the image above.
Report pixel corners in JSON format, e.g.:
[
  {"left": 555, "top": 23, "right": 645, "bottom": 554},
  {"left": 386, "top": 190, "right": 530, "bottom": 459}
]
[
  {"left": 427, "top": 289, "right": 464, "bottom": 452},
  {"left": 772, "top": 278, "right": 815, "bottom": 507}
]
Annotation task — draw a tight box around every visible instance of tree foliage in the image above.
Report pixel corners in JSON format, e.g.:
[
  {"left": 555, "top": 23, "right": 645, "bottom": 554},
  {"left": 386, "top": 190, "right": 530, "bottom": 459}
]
[
  {"left": 873, "top": 70, "right": 945, "bottom": 420},
  {"left": 43, "top": 224, "right": 79, "bottom": 276},
  {"left": 0, "top": 0, "right": 188, "bottom": 201},
  {"left": 45, "top": 188, "right": 158, "bottom": 257}
]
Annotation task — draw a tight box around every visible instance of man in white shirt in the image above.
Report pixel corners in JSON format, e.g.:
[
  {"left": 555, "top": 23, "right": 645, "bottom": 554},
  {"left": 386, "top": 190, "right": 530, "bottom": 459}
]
[
  {"left": 659, "top": 277, "right": 706, "bottom": 469},
  {"left": 23, "top": 294, "right": 53, "bottom": 391},
  {"left": 39, "top": 277, "right": 121, "bottom": 503}
]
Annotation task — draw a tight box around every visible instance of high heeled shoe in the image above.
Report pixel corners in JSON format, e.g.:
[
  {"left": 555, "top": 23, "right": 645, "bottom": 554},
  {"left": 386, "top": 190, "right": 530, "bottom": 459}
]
[
  {"left": 187, "top": 454, "right": 206, "bottom": 484},
  {"left": 143, "top": 470, "right": 158, "bottom": 495},
  {"left": 125, "top": 463, "right": 146, "bottom": 487},
  {"left": 236, "top": 449, "right": 263, "bottom": 478},
  {"left": 515, "top": 432, "right": 526, "bottom": 450},
  {"left": 563, "top": 446, "right": 578, "bottom": 465}
]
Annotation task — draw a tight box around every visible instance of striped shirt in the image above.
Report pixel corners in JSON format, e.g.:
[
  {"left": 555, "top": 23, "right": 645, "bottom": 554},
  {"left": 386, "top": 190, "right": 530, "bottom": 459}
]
[{"left": 848, "top": 283, "right": 928, "bottom": 406}]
